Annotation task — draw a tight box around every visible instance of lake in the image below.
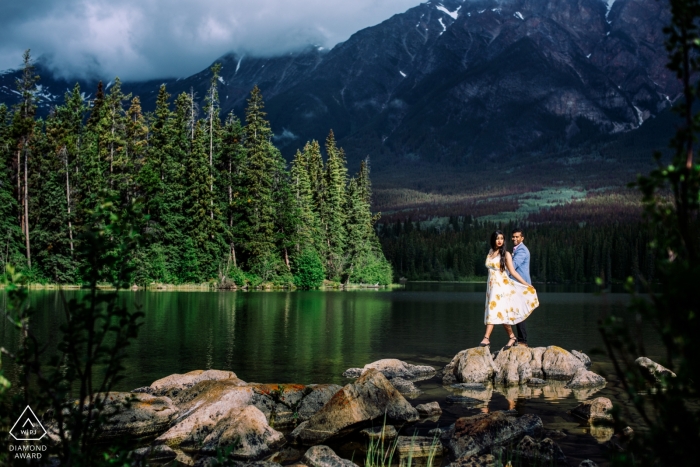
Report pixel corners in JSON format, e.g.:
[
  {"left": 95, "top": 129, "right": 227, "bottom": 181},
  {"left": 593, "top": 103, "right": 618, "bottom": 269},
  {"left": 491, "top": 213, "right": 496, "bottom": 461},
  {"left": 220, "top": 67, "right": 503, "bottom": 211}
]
[{"left": 1, "top": 283, "right": 660, "bottom": 466}]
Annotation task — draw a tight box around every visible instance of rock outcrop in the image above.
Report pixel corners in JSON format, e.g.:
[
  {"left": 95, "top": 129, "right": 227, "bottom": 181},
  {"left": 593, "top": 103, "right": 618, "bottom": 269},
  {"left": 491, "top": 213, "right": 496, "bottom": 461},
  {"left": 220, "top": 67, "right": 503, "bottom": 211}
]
[
  {"left": 291, "top": 369, "right": 419, "bottom": 445},
  {"left": 446, "top": 411, "right": 543, "bottom": 459},
  {"left": 542, "top": 346, "right": 586, "bottom": 380},
  {"left": 565, "top": 367, "right": 606, "bottom": 389},
  {"left": 302, "top": 445, "right": 358, "bottom": 467},
  {"left": 343, "top": 359, "right": 435, "bottom": 381},
  {"left": 91, "top": 392, "right": 179, "bottom": 440}
]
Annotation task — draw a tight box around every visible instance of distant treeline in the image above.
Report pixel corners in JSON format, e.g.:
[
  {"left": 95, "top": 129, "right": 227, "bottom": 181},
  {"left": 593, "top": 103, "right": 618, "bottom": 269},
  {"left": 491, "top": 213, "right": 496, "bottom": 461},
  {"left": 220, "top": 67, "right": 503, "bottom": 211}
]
[
  {"left": 378, "top": 217, "right": 655, "bottom": 284},
  {"left": 0, "top": 54, "right": 391, "bottom": 286}
]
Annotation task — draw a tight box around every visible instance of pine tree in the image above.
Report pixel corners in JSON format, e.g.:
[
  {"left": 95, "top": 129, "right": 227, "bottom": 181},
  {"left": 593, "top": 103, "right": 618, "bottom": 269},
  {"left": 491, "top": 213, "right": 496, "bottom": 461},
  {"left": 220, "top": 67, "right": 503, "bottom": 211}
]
[
  {"left": 79, "top": 81, "right": 107, "bottom": 215},
  {"left": 102, "top": 78, "right": 130, "bottom": 198},
  {"left": 10, "top": 50, "right": 39, "bottom": 269},
  {"left": 321, "top": 130, "right": 348, "bottom": 279},
  {"left": 0, "top": 104, "right": 24, "bottom": 271},
  {"left": 123, "top": 96, "right": 147, "bottom": 205},
  {"left": 204, "top": 63, "right": 223, "bottom": 221},
  {"left": 290, "top": 148, "right": 322, "bottom": 256},
  {"left": 219, "top": 112, "right": 246, "bottom": 270}
]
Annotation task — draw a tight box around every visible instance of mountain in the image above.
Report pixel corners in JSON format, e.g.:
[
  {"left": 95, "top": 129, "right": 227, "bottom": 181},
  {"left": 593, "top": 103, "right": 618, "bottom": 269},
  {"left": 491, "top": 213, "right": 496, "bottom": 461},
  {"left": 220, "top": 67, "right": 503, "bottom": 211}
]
[{"left": 0, "top": 0, "right": 679, "bottom": 169}]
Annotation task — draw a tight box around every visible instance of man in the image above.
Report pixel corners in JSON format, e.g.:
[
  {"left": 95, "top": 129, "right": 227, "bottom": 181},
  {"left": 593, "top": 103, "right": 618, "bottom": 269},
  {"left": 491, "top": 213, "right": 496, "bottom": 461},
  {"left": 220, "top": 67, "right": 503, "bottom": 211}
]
[{"left": 510, "top": 228, "right": 531, "bottom": 347}]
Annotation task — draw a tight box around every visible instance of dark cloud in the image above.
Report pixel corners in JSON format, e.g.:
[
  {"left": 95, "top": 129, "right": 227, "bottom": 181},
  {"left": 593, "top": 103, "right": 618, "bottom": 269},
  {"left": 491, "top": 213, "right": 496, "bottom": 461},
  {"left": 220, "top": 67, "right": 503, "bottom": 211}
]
[{"left": 0, "top": 0, "right": 424, "bottom": 81}]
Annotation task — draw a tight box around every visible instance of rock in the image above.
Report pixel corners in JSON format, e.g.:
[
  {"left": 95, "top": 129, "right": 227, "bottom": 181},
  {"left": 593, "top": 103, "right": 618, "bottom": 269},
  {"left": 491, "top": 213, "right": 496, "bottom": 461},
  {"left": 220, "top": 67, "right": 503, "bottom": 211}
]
[
  {"left": 448, "top": 453, "right": 503, "bottom": 467},
  {"left": 527, "top": 378, "right": 547, "bottom": 387},
  {"left": 149, "top": 369, "right": 242, "bottom": 401},
  {"left": 290, "top": 369, "right": 419, "bottom": 445},
  {"left": 450, "top": 383, "right": 487, "bottom": 391},
  {"left": 389, "top": 377, "right": 421, "bottom": 396},
  {"left": 494, "top": 346, "right": 532, "bottom": 386},
  {"left": 565, "top": 367, "right": 606, "bottom": 389},
  {"left": 297, "top": 385, "right": 343, "bottom": 422},
  {"left": 444, "top": 348, "right": 498, "bottom": 384},
  {"left": 572, "top": 397, "right": 613, "bottom": 425},
  {"left": 130, "top": 445, "right": 178, "bottom": 463},
  {"left": 446, "top": 395, "right": 484, "bottom": 406},
  {"left": 156, "top": 381, "right": 254, "bottom": 446},
  {"left": 509, "top": 435, "right": 567, "bottom": 465},
  {"left": 579, "top": 461, "right": 599, "bottom": 467},
  {"left": 301, "top": 445, "right": 358, "bottom": 467},
  {"left": 635, "top": 357, "right": 677, "bottom": 382},
  {"left": 360, "top": 425, "right": 398, "bottom": 440},
  {"left": 89, "top": 392, "right": 179, "bottom": 440},
  {"left": 446, "top": 411, "right": 543, "bottom": 459},
  {"left": 416, "top": 402, "right": 442, "bottom": 417},
  {"left": 528, "top": 347, "right": 547, "bottom": 378},
  {"left": 342, "top": 368, "right": 363, "bottom": 378},
  {"left": 347, "top": 359, "right": 436, "bottom": 380},
  {"left": 571, "top": 350, "right": 592, "bottom": 368},
  {"left": 590, "top": 424, "right": 614, "bottom": 443},
  {"left": 542, "top": 346, "right": 585, "bottom": 380},
  {"left": 395, "top": 435, "right": 444, "bottom": 459},
  {"left": 186, "top": 405, "right": 285, "bottom": 458},
  {"left": 250, "top": 384, "right": 308, "bottom": 428}
]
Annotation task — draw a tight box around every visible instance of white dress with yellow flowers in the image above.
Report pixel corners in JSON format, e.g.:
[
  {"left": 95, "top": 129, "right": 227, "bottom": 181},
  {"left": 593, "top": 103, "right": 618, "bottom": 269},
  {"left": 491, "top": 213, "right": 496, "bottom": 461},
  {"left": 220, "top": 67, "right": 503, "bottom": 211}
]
[{"left": 484, "top": 253, "right": 538, "bottom": 325}]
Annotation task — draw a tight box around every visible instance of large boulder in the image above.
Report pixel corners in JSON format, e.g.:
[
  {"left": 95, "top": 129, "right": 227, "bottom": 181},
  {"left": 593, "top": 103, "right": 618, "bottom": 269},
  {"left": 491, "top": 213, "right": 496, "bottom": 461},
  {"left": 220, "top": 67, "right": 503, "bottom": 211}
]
[
  {"left": 416, "top": 402, "right": 442, "bottom": 417},
  {"left": 297, "top": 385, "right": 343, "bottom": 422},
  {"left": 565, "top": 368, "right": 606, "bottom": 389},
  {"left": 90, "top": 392, "right": 179, "bottom": 440},
  {"left": 188, "top": 405, "right": 285, "bottom": 458},
  {"left": 493, "top": 347, "right": 532, "bottom": 386},
  {"left": 290, "top": 369, "right": 419, "bottom": 445},
  {"left": 389, "top": 377, "right": 421, "bottom": 396},
  {"left": 446, "top": 411, "right": 543, "bottom": 459},
  {"left": 156, "top": 381, "right": 254, "bottom": 446},
  {"left": 571, "top": 350, "right": 592, "bottom": 368},
  {"left": 343, "top": 359, "right": 436, "bottom": 381},
  {"left": 302, "top": 445, "right": 358, "bottom": 467},
  {"left": 443, "top": 348, "right": 498, "bottom": 384},
  {"left": 148, "top": 369, "right": 242, "bottom": 401},
  {"left": 541, "top": 346, "right": 585, "bottom": 380},
  {"left": 571, "top": 397, "right": 613, "bottom": 425},
  {"left": 635, "top": 357, "right": 676, "bottom": 382},
  {"left": 250, "top": 384, "right": 308, "bottom": 428}
]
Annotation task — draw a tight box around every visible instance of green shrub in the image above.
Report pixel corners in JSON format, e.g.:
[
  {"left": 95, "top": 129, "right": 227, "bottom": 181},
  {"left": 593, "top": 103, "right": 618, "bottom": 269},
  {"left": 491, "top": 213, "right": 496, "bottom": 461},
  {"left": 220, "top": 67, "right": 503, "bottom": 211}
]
[
  {"left": 293, "top": 250, "right": 325, "bottom": 289},
  {"left": 350, "top": 253, "right": 393, "bottom": 285}
]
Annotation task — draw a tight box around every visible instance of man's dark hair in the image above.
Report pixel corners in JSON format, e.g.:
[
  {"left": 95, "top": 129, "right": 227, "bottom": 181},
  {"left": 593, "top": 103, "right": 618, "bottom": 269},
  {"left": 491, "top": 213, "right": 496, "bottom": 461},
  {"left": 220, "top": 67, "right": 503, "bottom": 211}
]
[{"left": 512, "top": 227, "right": 524, "bottom": 236}]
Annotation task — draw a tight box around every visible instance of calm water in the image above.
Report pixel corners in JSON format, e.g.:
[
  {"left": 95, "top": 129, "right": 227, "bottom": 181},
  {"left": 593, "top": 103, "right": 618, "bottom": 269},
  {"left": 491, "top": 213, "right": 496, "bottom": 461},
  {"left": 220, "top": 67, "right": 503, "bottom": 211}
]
[{"left": 1, "top": 283, "right": 661, "bottom": 466}]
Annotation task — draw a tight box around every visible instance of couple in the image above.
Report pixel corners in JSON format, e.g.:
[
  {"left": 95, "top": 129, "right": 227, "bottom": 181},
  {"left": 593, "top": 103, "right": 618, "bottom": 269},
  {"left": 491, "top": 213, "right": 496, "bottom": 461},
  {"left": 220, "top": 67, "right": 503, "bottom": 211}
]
[{"left": 479, "top": 228, "right": 538, "bottom": 350}]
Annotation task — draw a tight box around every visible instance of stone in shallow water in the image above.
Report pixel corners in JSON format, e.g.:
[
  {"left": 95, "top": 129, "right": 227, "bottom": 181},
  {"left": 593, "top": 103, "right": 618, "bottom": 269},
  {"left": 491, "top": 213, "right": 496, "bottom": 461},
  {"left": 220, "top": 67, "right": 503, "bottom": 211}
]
[
  {"left": 542, "top": 346, "right": 585, "bottom": 380},
  {"left": 445, "top": 395, "right": 484, "bottom": 405},
  {"left": 572, "top": 397, "right": 613, "bottom": 425},
  {"left": 302, "top": 445, "right": 358, "bottom": 467},
  {"left": 450, "top": 383, "right": 487, "bottom": 391},
  {"left": 389, "top": 377, "right": 421, "bottom": 396},
  {"left": 360, "top": 425, "right": 398, "bottom": 440},
  {"left": 635, "top": 356, "right": 676, "bottom": 381},
  {"left": 416, "top": 401, "right": 442, "bottom": 416},
  {"left": 527, "top": 378, "right": 547, "bottom": 386},
  {"left": 571, "top": 350, "right": 592, "bottom": 368},
  {"left": 91, "top": 392, "right": 179, "bottom": 440},
  {"left": 565, "top": 367, "right": 606, "bottom": 389},
  {"left": 290, "top": 369, "right": 419, "bottom": 445}
]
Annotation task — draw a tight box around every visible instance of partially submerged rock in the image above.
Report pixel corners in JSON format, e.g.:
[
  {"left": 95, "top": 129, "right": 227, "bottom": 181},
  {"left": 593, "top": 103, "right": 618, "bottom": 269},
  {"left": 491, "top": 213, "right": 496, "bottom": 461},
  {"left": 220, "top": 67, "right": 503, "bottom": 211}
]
[
  {"left": 395, "top": 435, "right": 444, "bottom": 459},
  {"left": 443, "top": 347, "right": 498, "bottom": 384},
  {"left": 635, "top": 357, "right": 676, "bottom": 382},
  {"left": 297, "top": 385, "right": 343, "bottom": 422},
  {"left": 344, "top": 359, "right": 436, "bottom": 381},
  {"left": 542, "top": 346, "right": 585, "bottom": 380},
  {"left": 360, "top": 425, "right": 398, "bottom": 440},
  {"left": 571, "top": 350, "right": 592, "bottom": 368},
  {"left": 572, "top": 397, "right": 613, "bottom": 425},
  {"left": 446, "top": 411, "right": 543, "bottom": 459},
  {"left": 565, "top": 368, "right": 606, "bottom": 389},
  {"left": 493, "top": 347, "right": 532, "bottom": 386},
  {"left": 416, "top": 402, "right": 442, "bottom": 417},
  {"left": 89, "top": 392, "right": 179, "bottom": 440},
  {"left": 291, "top": 369, "right": 419, "bottom": 445},
  {"left": 302, "top": 445, "right": 358, "bottom": 467},
  {"left": 448, "top": 453, "right": 502, "bottom": 467},
  {"left": 250, "top": 383, "right": 308, "bottom": 428},
  {"left": 389, "top": 377, "right": 421, "bottom": 396},
  {"left": 500, "top": 435, "right": 567, "bottom": 466}
]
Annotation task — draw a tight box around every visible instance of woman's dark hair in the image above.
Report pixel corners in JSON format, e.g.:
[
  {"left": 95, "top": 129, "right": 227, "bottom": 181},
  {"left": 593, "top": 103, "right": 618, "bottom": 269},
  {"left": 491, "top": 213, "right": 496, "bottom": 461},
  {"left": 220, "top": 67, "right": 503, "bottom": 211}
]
[{"left": 490, "top": 230, "right": 507, "bottom": 272}]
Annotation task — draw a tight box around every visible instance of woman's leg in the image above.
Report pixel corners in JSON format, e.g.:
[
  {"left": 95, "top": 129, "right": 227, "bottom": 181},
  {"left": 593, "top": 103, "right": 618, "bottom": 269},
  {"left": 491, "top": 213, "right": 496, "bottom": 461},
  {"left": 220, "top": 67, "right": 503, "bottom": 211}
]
[
  {"left": 502, "top": 324, "right": 517, "bottom": 348},
  {"left": 480, "top": 324, "right": 494, "bottom": 346}
]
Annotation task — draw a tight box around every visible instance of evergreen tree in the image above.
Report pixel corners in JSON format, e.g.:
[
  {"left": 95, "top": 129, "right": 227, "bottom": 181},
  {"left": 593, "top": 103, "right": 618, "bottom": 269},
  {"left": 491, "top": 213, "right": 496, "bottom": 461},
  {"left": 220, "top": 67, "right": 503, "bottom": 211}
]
[
  {"left": 102, "top": 78, "right": 130, "bottom": 197},
  {"left": 219, "top": 112, "right": 246, "bottom": 270},
  {"left": 321, "top": 130, "right": 348, "bottom": 279},
  {"left": 290, "top": 148, "right": 322, "bottom": 255},
  {"left": 0, "top": 104, "right": 24, "bottom": 272},
  {"left": 79, "top": 81, "right": 107, "bottom": 216},
  {"left": 124, "top": 96, "right": 147, "bottom": 205},
  {"left": 10, "top": 50, "right": 39, "bottom": 269},
  {"left": 204, "top": 63, "right": 222, "bottom": 221}
]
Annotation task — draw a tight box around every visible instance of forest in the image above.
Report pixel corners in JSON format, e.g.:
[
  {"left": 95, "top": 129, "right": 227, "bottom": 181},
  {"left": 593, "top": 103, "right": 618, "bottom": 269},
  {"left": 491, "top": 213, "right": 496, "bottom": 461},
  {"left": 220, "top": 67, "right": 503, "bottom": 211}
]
[{"left": 0, "top": 52, "right": 392, "bottom": 287}]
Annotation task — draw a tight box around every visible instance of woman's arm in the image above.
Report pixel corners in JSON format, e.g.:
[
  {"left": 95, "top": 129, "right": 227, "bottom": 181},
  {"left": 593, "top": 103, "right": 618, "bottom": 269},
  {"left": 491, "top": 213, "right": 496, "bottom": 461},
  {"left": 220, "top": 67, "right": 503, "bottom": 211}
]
[{"left": 505, "top": 252, "right": 530, "bottom": 286}]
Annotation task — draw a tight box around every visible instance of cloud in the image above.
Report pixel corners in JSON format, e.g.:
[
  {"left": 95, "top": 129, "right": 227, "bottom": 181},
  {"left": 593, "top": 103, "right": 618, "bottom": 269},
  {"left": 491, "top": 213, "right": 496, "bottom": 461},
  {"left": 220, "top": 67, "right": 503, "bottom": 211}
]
[{"left": 0, "top": 0, "right": 424, "bottom": 81}]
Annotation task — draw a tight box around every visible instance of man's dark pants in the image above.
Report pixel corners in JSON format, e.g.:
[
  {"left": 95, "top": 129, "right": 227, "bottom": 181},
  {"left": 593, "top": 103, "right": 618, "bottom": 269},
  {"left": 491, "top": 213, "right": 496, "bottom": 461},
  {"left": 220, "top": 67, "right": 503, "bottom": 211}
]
[{"left": 516, "top": 321, "right": 528, "bottom": 345}]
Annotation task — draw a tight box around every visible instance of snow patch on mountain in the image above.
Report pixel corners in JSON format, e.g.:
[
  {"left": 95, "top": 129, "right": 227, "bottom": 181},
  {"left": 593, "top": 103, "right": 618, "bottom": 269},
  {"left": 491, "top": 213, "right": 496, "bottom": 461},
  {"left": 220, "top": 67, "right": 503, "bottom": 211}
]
[
  {"left": 439, "top": 17, "right": 447, "bottom": 34},
  {"left": 514, "top": 12, "right": 524, "bottom": 20},
  {"left": 400, "top": 70, "right": 406, "bottom": 77},
  {"left": 436, "top": 4, "right": 460, "bottom": 20},
  {"left": 235, "top": 55, "right": 244, "bottom": 74},
  {"left": 218, "top": 76, "right": 225, "bottom": 84}
]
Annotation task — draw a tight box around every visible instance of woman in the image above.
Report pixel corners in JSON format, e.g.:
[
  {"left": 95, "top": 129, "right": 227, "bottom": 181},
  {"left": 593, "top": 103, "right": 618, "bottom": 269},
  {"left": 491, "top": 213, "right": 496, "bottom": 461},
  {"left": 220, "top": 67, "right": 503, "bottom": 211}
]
[{"left": 479, "top": 230, "right": 538, "bottom": 349}]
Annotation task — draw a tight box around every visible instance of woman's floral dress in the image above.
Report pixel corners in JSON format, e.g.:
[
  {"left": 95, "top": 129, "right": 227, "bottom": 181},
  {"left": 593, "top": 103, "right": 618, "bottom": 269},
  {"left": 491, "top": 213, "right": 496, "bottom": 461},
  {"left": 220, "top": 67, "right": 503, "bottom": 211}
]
[{"left": 484, "top": 253, "right": 538, "bottom": 325}]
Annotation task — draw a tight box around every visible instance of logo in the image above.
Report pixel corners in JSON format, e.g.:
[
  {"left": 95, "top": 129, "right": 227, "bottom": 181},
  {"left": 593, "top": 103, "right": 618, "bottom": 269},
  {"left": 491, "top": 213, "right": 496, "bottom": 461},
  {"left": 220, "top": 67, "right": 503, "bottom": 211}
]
[{"left": 9, "top": 406, "right": 46, "bottom": 441}]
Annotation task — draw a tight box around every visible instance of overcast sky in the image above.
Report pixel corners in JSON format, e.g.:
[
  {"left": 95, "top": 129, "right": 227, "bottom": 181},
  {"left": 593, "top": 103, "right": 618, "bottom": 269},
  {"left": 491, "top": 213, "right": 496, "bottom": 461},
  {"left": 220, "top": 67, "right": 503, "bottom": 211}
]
[{"left": 0, "top": 0, "right": 424, "bottom": 81}]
